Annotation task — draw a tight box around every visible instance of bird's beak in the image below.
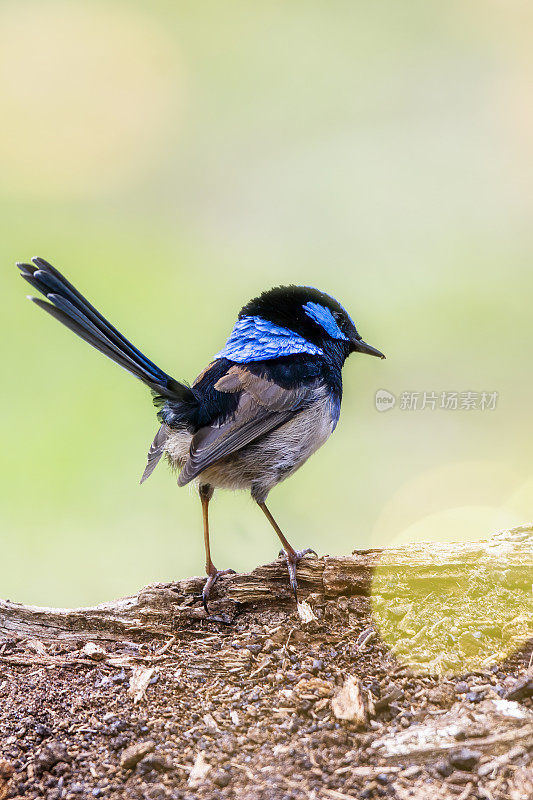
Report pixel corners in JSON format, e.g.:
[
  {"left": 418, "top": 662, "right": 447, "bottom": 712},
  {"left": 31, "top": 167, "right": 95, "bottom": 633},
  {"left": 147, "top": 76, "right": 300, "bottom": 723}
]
[{"left": 350, "top": 338, "right": 386, "bottom": 359}]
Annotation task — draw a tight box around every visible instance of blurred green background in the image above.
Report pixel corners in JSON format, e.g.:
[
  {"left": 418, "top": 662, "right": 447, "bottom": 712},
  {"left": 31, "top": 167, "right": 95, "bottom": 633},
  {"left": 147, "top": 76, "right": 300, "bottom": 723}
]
[{"left": 1, "top": 0, "right": 531, "bottom": 606}]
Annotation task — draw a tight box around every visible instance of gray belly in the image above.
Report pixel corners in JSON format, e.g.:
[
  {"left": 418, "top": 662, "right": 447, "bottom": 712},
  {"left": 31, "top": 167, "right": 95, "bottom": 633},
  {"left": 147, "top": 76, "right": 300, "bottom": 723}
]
[{"left": 164, "top": 394, "right": 337, "bottom": 502}]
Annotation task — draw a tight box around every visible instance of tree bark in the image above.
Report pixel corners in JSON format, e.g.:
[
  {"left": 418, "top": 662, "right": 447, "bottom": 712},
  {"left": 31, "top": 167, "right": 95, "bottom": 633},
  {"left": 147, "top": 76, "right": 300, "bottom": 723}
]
[{"left": 0, "top": 525, "right": 530, "bottom": 644}]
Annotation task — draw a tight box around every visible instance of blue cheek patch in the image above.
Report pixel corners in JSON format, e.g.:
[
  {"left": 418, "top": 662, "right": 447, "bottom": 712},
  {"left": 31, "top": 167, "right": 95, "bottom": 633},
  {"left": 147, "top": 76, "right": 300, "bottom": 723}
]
[
  {"left": 215, "top": 316, "right": 323, "bottom": 363},
  {"left": 303, "top": 302, "right": 349, "bottom": 341}
]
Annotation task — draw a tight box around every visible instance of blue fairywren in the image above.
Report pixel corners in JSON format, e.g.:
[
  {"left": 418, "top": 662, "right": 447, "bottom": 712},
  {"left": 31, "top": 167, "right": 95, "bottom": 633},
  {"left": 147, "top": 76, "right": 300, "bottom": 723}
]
[{"left": 17, "top": 258, "right": 385, "bottom": 612}]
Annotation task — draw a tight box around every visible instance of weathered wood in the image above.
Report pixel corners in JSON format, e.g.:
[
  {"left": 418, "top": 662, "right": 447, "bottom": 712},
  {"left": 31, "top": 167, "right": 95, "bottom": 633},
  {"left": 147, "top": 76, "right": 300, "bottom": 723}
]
[{"left": 0, "top": 525, "right": 530, "bottom": 644}]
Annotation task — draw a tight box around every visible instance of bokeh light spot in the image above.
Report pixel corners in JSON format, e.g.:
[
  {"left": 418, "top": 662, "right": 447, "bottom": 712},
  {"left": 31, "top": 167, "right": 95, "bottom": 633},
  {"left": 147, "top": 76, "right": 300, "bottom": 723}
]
[
  {"left": 370, "top": 461, "right": 522, "bottom": 548},
  {"left": 371, "top": 518, "right": 532, "bottom": 676}
]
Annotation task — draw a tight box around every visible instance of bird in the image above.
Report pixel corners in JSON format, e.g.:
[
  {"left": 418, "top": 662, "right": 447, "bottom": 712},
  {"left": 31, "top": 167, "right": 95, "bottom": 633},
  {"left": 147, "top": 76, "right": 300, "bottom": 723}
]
[{"left": 17, "top": 257, "right": 385, "bottom": 612}]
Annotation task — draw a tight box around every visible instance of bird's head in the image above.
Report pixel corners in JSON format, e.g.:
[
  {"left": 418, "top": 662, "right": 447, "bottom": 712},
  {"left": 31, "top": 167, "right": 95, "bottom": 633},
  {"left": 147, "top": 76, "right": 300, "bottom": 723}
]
[{"left": 231, "top": 285, "right": 385, "bottom": 363}]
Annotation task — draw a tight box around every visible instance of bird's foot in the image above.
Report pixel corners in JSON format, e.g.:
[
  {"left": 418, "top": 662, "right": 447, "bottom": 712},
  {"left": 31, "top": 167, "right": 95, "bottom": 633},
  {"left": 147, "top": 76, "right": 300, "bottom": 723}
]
[
  {"left": 202, "top": 568, "right": 236, "bottom": 615},
  {"left": 278, "top": 547, "right": 318, "bottom": 602}
]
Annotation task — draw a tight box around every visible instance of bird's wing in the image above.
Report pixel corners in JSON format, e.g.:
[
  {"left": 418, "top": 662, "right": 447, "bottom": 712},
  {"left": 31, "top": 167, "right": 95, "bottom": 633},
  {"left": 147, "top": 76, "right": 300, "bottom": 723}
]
[
  {"left": 140, "top": 424, "right": 170, "bottom": 484},
  {"left": 177, "top": 365, "right": 312, "bottom": 486}
]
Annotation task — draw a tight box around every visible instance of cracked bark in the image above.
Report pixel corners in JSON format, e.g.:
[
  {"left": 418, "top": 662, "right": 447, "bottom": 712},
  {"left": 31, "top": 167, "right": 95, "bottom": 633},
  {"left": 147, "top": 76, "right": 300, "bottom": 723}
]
[{"left": 0, "top": 526, "right": 530, "bottom": 644}]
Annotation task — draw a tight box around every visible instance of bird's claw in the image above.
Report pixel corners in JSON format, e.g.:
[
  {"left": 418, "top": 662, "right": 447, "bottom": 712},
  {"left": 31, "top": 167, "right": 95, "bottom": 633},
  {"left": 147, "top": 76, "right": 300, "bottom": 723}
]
[
  {"left": 202, "top": 568, "right": 236, "bottom": 614},
  {"left": 279, "top": 547, "right": 318, "bottom": 602}
]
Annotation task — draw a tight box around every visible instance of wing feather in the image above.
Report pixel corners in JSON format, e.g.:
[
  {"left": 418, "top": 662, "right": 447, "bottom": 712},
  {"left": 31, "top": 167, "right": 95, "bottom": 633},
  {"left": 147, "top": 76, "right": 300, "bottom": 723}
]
[
  {"left": 140, "top": 424, "right": 170, "bottom": 484},
  {"left": 177, "top": 366, "right": 312, "bottom": 486}
]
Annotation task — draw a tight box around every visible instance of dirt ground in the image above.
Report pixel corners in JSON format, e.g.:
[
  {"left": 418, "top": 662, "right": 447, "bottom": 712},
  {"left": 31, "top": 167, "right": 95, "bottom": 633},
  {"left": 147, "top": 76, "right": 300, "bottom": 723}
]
[{"left": 0, "top": 590, "right": 531, "bottom": 800}]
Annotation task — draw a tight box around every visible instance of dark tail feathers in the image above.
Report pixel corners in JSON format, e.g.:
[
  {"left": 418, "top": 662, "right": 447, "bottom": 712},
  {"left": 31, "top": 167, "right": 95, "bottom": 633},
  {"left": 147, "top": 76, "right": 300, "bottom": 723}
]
[{"left": 17, "top": 257, "right": 195, "bottom": 406}]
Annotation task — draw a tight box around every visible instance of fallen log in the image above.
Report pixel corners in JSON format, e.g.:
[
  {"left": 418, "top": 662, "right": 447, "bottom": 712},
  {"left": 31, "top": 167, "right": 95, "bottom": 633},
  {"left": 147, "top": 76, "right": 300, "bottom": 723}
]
[{"left": 0, "top": 525, "right": 530, "bottom": 646}]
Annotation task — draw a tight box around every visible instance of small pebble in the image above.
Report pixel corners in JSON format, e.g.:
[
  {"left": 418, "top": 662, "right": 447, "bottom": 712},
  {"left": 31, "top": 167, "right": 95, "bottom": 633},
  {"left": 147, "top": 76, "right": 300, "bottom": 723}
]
[
  {"left": 505, "top": 675, "right": 533, "bottom": 702},
  {"left": 34, "top": 742, "right": 71, "bottom": 776},
  {"left": 81, "top": 642, "right": 106, "bottom": 661},
  {"left": 120, "top": 741, "right": 155, "bottom": 770},
  {"left": 402, "top": 766, "right": 421, "bottom": 778},
  {"left": 34, "top": 724, "right": 53, "bottom": 740},
  {"left": 139, "top": 753, "right": 172, "bottom": 773},
  {"left": 449, "top": 747, "right": 482, "bottom": 771},
  {"left": 213, "top": 771, "right": 231, "bottom": 787}
]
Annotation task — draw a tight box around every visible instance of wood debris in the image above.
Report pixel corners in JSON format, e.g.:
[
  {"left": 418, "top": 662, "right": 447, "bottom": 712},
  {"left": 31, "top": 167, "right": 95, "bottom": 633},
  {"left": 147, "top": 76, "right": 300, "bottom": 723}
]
[
  {"left": 128, "top": 666, "right": 156, "bottom": 704},
  {"left": 188, "top": 752, "right": 210, "bottom": 788},
  {"left": 331, "top": 675, "right": 373, "bottom": 726}
]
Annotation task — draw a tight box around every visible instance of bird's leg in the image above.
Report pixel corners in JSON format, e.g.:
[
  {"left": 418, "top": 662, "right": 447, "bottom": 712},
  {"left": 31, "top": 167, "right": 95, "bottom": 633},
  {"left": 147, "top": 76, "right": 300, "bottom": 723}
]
[
  {"left": 200, "top": 484, "right": 235, "bottom": 614},
  {"left": 257, "top": 502, "right": 317, "bottom": 602}
]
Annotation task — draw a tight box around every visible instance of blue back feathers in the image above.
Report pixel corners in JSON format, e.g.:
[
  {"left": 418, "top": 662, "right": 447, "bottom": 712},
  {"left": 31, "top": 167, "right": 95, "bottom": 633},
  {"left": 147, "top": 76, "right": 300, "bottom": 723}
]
[
  {"left": 215, "top": 316, "right": 323, "bottom": 363},
  {"left": 215, "top": 285, "right": 357, "bottom": 367}
]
